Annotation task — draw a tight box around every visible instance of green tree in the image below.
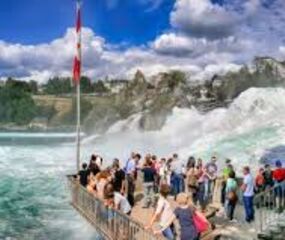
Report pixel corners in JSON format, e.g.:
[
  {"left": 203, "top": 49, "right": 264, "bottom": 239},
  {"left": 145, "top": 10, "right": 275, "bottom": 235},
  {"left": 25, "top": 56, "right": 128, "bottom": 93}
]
[
  {"left": 93, "top": 80, "right": 109, "bottom": 93},
  {"left": 28, "top": 80, "right": 38, "bottom": 94},
  {"left": 0, "top": 79, "right": 37, "bottom": 124},
  {"left": 80, "top": 76, "right": 93, "bottom": 93},
  {"left": 44, "top": 77, "right": 72, "bottom": 95}
]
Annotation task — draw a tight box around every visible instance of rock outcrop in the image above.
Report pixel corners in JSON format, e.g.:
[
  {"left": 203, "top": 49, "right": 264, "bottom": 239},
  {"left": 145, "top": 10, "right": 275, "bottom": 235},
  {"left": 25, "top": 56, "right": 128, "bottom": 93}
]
[
  {"left": 19, "top": 58, "right": 285, "bottom": 133},
  {"left": 83, "top": 57, "right": 285, "bottom": 134}
]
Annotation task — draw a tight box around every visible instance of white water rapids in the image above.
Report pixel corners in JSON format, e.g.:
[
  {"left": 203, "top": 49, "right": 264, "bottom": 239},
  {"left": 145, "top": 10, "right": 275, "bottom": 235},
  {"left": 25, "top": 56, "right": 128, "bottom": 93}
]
[{"left": 92, "top": 87, "right": 285, "bottom": 170}]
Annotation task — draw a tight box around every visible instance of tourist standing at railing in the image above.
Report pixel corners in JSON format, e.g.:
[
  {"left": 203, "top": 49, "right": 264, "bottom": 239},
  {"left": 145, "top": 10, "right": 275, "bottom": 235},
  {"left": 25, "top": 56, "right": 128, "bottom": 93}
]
[
  {"left": 96, "top": 171, "right": 110, "bottom": 200},
  {"left": 105, "top": 183, "right": 132, "bottom": 215},
  {"left": 225, "top": 170, "right": 238, "bottom": 222},
  {"left": 146, "top": 184, "right": 175, "bottom": 240},
  {"left": 166, "top": 158, "right": 173, "bottom": 185},
  {"left": 170, "top": 153, "right": 185, "bottom": 199},
  {"left": 112, "top": 161, "right": 126, "bottom": 195},
  {"left": 255, "top": 168, "right": 265, "bottom": 193},
  {"left": 141, "top": 158, "right": 156, "bottom": 208},
  {"left": 95, "top": 155, "right": 103, "bottom": 170},
  {"left": 187, "top": 156, "right": 196, "bottom": 171},
  {"left": 197, "top": 158, "right": 203, "bottom": 170},
  {"left": 156, "top": 193, "right": 199, "bottom": 240},
  {"left": 124, "top": 153, "right": 140, "bottom": 207},
  {"left": 158, "top": 158, "right": 168, "bottom": 185},
  {"left": 88, "top": 155, "right": 101, "bottom": 177},
  {"left": 263, "top": 164, "right": 274, "bottom": 189},
  {"left": 197, "top": 166, "right": 209, "bottom": 212},
  {"left": 78, "top": 162, "right": 89, "bottom": 187},
  {"left": 114, "top": 191, "right": 132, "bottom": 215},
  {"left": 151, "top": 155, "right": 160, "bottom": 193},
  {"left": 205, "top": 156, "right": 218, "bottom": 201},
  {"left": 221, "top": 159, "right": 233, "bottom": 205},
  {"left": 186, "top": 162, "right": 199, "bottom": 205},
  {"left": 241, "top": 166, "right": 255, "bottom": 223},
  {"left": 272, "top": 160, "right": 285, "bottom": 212}
]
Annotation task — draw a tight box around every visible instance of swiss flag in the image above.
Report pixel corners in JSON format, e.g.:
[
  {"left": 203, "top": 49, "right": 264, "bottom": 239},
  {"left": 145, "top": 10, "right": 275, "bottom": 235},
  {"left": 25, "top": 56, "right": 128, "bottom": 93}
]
[{"left": 73, "top": 1, "right": 81, "bottom": 85}]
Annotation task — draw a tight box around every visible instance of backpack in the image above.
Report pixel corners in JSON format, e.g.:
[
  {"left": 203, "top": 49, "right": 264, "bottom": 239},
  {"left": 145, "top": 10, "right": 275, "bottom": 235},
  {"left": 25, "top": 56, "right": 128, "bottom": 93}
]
[{"left": 227, "top": 191, "right": 238, "bottom": 203}]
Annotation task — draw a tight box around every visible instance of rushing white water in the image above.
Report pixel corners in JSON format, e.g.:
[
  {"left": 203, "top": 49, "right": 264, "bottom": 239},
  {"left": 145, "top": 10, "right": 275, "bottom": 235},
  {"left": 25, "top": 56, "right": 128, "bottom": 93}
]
[
  {"left": 92, "top": 87, "right": 285, "bottom": 171},
  {"left": 1, "top": 87, "right": 285, "bottom": 239}
]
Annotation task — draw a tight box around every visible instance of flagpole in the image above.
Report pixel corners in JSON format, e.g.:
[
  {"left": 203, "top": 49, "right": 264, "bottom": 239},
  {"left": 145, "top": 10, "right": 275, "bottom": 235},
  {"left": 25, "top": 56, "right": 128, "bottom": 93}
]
[
  {"left": 76, "top": 78, "right": 81, "bottom": 172},
  {"left": 75, "top": 0, "right": 82, "bottom": 172}
]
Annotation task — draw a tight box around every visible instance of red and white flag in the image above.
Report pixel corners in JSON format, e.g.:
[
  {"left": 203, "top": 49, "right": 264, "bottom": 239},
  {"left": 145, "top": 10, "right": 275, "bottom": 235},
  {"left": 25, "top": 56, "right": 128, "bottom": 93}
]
[{"left": 73, "top": 1, "right": 81, "bottom": 85}]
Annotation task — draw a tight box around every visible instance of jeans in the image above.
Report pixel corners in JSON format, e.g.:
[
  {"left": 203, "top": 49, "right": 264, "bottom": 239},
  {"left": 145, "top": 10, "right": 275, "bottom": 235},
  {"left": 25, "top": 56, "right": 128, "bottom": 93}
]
[
  {"left": 221, "top": 181, "right": 226, "bottom": 205},
  {"left": 197, "top": 182, "right": 208, "bottom": 211},
  {"left": 226, "top": 200, "right": 236, "bottom": 220},
  {"left": 143, "top": 182, "right": 154, "bottom": 207},
  {"left": 243, "top": 196, "right": 255, "bottom": 222},
  {"left": 205, "top": 179, "right": 215, "bottom": 201},
  {"left": 127, "top": 174, "right": 135, "bottom": 207},
  {"left": 162, "top": 227, "right": 174, "bottom": 240},
  {"left": 172, "top": 173, "right": 184, "bottom": 198}
]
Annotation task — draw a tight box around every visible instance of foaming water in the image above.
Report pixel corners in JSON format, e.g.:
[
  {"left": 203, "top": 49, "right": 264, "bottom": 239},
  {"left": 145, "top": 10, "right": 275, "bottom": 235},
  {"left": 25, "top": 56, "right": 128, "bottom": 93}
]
[
  {"left": 0, "top": 142, "right": 98, "bottom": 240},
  {"left": 92, "top": 88, "right": 285, "bottom": 170}
]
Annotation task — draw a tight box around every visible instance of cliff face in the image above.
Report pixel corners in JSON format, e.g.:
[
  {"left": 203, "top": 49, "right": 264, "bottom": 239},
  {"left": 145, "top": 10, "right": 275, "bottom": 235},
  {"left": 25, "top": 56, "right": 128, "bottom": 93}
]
[
  {"left": 83, "top": 71, "right": 193, "bottom": 133},
  {"left": 83, "top": 57, "right": 285, "bottom": 134},
  {"left": 209, "top": 57, "right": 285, "bottom": 102}
]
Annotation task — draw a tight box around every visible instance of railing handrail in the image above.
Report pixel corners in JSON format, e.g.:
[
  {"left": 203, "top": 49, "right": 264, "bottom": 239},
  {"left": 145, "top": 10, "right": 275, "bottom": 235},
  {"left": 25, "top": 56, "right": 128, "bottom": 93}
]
[
  {"left": 254, "top": 180, "right": 285, "bottom": 233},
  {"left": 66, "top": 175, "right": 166, "bottom": 240},
  {"left": 254, "top": 180, "right": 285, "bottom": 200}
]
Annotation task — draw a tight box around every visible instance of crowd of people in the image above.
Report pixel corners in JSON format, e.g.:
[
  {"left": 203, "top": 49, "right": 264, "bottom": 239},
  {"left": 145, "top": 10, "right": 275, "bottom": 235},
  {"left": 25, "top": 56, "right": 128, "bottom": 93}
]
[{"left": 76, "top": 152, "right": 285, "bottom": 240}]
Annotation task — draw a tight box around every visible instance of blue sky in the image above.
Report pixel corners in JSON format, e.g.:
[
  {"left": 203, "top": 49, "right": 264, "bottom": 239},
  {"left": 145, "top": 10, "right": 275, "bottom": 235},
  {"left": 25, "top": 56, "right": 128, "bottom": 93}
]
[
  {"left": 0, "top": 0, "right": 285, "bottom": 82},
  {"left": 0, "top": 0, "right": 173, "bottom": 45}
]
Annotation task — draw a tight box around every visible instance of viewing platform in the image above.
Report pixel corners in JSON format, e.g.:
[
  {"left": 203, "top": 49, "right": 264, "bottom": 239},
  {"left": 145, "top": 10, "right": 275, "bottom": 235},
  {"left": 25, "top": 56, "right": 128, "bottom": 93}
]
[
  {"left": 67, "top": 175, "right": 221, "bottom": 240},
  {"left": 67, "top": 175, "right": 285, "bottom": 240}
]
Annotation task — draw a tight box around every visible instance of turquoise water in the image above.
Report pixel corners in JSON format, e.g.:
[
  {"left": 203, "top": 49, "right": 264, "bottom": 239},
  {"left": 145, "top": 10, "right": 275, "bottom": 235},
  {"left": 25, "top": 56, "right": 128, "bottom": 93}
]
[{"left": 0, "top": 139, "right": 97, "bottom": 240}]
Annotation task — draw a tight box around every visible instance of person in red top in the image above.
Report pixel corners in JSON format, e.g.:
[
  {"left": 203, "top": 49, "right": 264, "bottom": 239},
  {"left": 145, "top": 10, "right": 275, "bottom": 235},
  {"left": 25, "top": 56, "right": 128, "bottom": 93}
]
[
  {"left": 255, "top": 168, "right": 265, "bottom": 193},
  {"left": 272, "top": 160, "right": 285, "bottom": 212},
  {"left": 273, "top": 160, "right": 285, "bottom": 183}
]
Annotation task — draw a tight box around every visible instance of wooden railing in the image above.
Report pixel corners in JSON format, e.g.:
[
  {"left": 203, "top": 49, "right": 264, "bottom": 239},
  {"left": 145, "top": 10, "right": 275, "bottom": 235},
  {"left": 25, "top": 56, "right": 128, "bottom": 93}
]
[{"left": 66, "top": 175, "right": 166, "bottom": 240}]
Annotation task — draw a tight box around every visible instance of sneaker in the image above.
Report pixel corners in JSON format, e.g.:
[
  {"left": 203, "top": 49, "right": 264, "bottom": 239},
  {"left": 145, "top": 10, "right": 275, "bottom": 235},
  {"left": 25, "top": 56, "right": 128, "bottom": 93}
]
[{"left": 229, "top": 219, "right": 238, "bottom": 223}]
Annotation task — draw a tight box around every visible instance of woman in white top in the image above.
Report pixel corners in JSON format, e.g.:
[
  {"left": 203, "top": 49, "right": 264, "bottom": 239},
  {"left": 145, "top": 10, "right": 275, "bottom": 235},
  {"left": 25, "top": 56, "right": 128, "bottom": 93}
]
[
  {"left": 114, "top": 191, "right": 132, "bottom": 215},
  {"left": 145, "top": 184, "right": 175, "bottom": 240}
]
